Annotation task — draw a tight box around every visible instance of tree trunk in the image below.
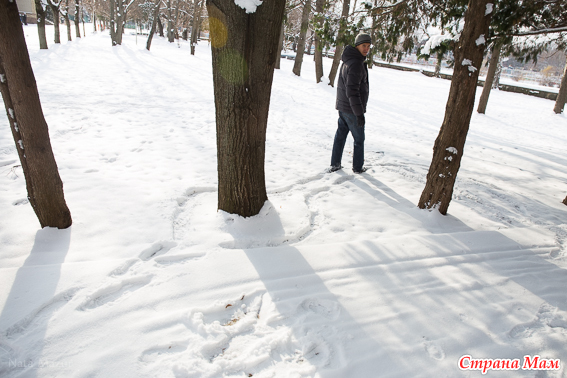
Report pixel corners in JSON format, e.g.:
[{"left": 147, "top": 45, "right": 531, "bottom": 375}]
[
  {"left": 493, "top": 55, "right": 502, "bottom": 88},
  {"left": 418, "top": 0, "right": 492, "bottom": 215},
  {"left": 50, "top": 3, "right": 61, "bottom": 43},
  {"left": 34, "top": 0, "right": 48, "bottom": 49},
  {"left": 74, "top": 0, "right": 81, "bottom": 37},
  {"left": 292, "top": 0, "right": 311, "bottom": 76},
  {"left": 275, "top": 20, "right": 284, "bottom": 69},
  {"left": 114, "top": 0, "right": 125, "bottom": 45},
  {"left": 477, "top": 39, "right": 502, "bottom": 114},
  {"left": 207, "top": 0, "right": 285, "bottom": 217},
  {"left": 167, "top": 0, "right": 174, "bottom": 42},
  {"left": 190, "top": 0, "right": 202, "bottom": 54},
  {"left": 313, "top": 0, "right": 324, "bottom": 83},
  {"left": 553, "top": 56, "right": 567, "bottom": 114},
  {"left": 327, "top": 0, "right": 350, "bottom": 87},
  {"left": 0, "top": 0, "right": 72, "bottom": 229},
  {"left": 93, "top": 12, "right": 96, "bottom": 32},
  {"left": 157, "top": 16, "right": 164, "bottom": 37},
  {"left": 306, "top": 33, "right": 313, "bottom": 55},
  {"left": 434, "top": 52, "right": 444, "bottom": 77},
  {"left": 65, "top": 0, "right": 72, "bottom": 41},
  {"left": 563, "top": 195, "right": 567, "bottom": 206},
  {"left": 146, "top": 0, "right": 161, "bottom": 50},
  {"left": 110, "top": 0, "right": 116, "bottom": 42}
]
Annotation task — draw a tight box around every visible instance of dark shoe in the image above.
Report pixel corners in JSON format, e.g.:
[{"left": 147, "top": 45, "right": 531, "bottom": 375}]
[
  {"left": 353, "top": 167, "right": 368, "bottom": 174},
  {"left": 327, "top": 165, "right": 343, "bottom": 173}
]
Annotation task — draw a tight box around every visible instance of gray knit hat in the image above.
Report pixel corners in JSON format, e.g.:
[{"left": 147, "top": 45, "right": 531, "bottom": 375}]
[{"left": 354, "top": 33, "right": 372, "bottom": 46}]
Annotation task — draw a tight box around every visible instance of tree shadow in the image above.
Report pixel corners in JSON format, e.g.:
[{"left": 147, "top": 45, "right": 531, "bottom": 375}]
[
  {"left": 216, "top": 203, "right": 413, "bottom": 376},
  {"left": 0, "top": 227, "right": 71, "bottom": 377}
]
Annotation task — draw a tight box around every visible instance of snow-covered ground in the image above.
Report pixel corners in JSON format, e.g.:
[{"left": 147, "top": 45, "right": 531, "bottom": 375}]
[{"left": 1, "top": 24, "right": 567, "bottom": 377}]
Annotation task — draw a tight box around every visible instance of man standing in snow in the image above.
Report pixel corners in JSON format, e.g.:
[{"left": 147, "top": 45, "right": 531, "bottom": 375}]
[{"left": 329, "top": 33, "right": 371, "bottom": 174}]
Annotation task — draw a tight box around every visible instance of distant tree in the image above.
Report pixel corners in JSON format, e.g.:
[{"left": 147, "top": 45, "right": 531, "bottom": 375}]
[
  {"left": 313, "top": 0, "right": 325, "bottom": 82},
  {"left": 275, "top": 20, "right": 285, "bottom": 69},
  {"left": 34, "top": 0, "right": 49, "bottom": 49},
  {"left": 190, "top": 0, "right": 203, "bottom": 54},
  {"left": 327, "top": 0, "right": 351, "bottom": 87},
  {"left": 477, "top": 38, "right": 503, "bottom": 114},
  {"left": 0, "top": 0, "right": 72, "bottom": 229},
  {"left": 48, "top": 0, "right": 62, "bottom": 44},
  {"left": 146, "top": 0, "right": 162, "bottom": 50},
  {"left": 75, "top": 0, "right": 82, "bottom": 37},
  {"left": 64, "top": 0, "right": 73, "bottom": 41},
  {"left": 418, "top": 0, "right": 492, "bottom": 214},
  {"left": 292, "top": 0, "right": 312, "bottom": 76},
  {"left": 207, "top": 0, "right": 285, "bottom": 217},
  {"left": 554, "top": 56, "right": 567, "bottom": 114}
]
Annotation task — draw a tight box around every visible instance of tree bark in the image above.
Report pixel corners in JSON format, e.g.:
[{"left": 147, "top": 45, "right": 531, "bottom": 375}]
[
  {"left": 418, "top": 0, "right": 492, "bottom": 215},
  {"left": 553, "top": 56, "right": 567, "bottom": 114},
  {"left": 50, "top": 2, "right": 61, "bottom": 44},
  {"left": 207, "top": 0, "right": 285, "bottom": 217},
  {"left": 563, "top": 195, "right": 567, "bottom": 206},
  {"left": 313, "top": 0, "right": 324, "bottom": 83},
  {"left": 477, "top": 39, "right": 502, "bottom": 114},
  {"left": 0, "top": 0, "right": 72, "bottom": 229},
  {"left": 146, "top": 0, "right": 161, "bottom": 50},
  {"left": 34, "top": 0, "right": 49, "bottom": 49},
  {"left": 327, "top": 0, "right": 350, "bottom": 87},
  {"left": 292, "top": 0, "right": 311, "bottom": 76},
  {"left": 74, "top": 0, "right": 81, "bottom": 37}
]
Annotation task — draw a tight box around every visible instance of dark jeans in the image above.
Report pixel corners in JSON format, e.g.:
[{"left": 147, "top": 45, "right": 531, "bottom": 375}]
[{"left": 330, "top": 111, "right": 365, "bottom": 171}]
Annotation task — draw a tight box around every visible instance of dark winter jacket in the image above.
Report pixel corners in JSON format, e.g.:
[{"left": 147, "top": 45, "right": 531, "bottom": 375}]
[{"left": 335, "top": 45, "right": 369, "bottom": 116}]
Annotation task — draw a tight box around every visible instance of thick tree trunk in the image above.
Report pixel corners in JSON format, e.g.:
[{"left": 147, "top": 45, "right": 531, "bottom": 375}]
[
  {"left": 207, "top": 0, "right": 285, "bottom": 217},
  {"left": 34, "top": 0, "right": 48, "bottom": 49},
  {"left": 93, "top": 12, "right": 96, "bottom": 32},
  {"left": 553, "top": 56, "right": 567, "bottom": 114},
  {"left": 74, "top": 0, "right": 81, "bottom": 37},
  {"left": 0, "top": 0, "right": 72, "bottom": 229},
  {"left": 275, "top": 20, "right": 284, "bottom": 69},
  {"left": 313, "top": 0, "right": 324, "bottom": 83},
  {"left": 190, "top": 0, "right": 202, "bottom": 55},
  {"left": 146, "top": 0, "right": 161, "bottom": 50},
  {"left": 327, "top": 0, "right": 349, "bottom": 87},
  {"left": 477, "top": 40, "right": 502, "bottom": 114},
  {"left": 418, "top": 0, "right": 492, "bottom": 215},
  {"left": 50, "top": 3, "right": 61, "bottom": 43},
  {"left": 292, "top": 0, "right": 311, "bottom": 76}
]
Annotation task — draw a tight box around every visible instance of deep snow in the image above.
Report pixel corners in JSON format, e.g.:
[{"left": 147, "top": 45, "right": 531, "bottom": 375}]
[{"left": 1, "top": 24, "right": 567, "bottom": 377}]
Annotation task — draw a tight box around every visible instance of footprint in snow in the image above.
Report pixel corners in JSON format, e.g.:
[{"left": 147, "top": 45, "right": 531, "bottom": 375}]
[
  {"left": 299, "top": 298, "right": 341, "bottom": 320},
  {"left": 77, "top": 275, "right": 152, "bottom": 311},
  {"left": 423, "top": 338, "right": 445, "bottom": 361}
]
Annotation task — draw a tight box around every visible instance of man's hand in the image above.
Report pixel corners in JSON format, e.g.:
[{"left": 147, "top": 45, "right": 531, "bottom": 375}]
[{"left": 357, "top": 114, "right": 365, "bottom": 128}]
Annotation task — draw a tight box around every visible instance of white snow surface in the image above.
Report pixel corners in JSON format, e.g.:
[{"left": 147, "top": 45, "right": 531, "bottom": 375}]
[
  {"left": 1, "top": 25, "right": 567, "bottom": 377},
  {"left": 234, "top": 0, "right": 262, "bottom": 13}
]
